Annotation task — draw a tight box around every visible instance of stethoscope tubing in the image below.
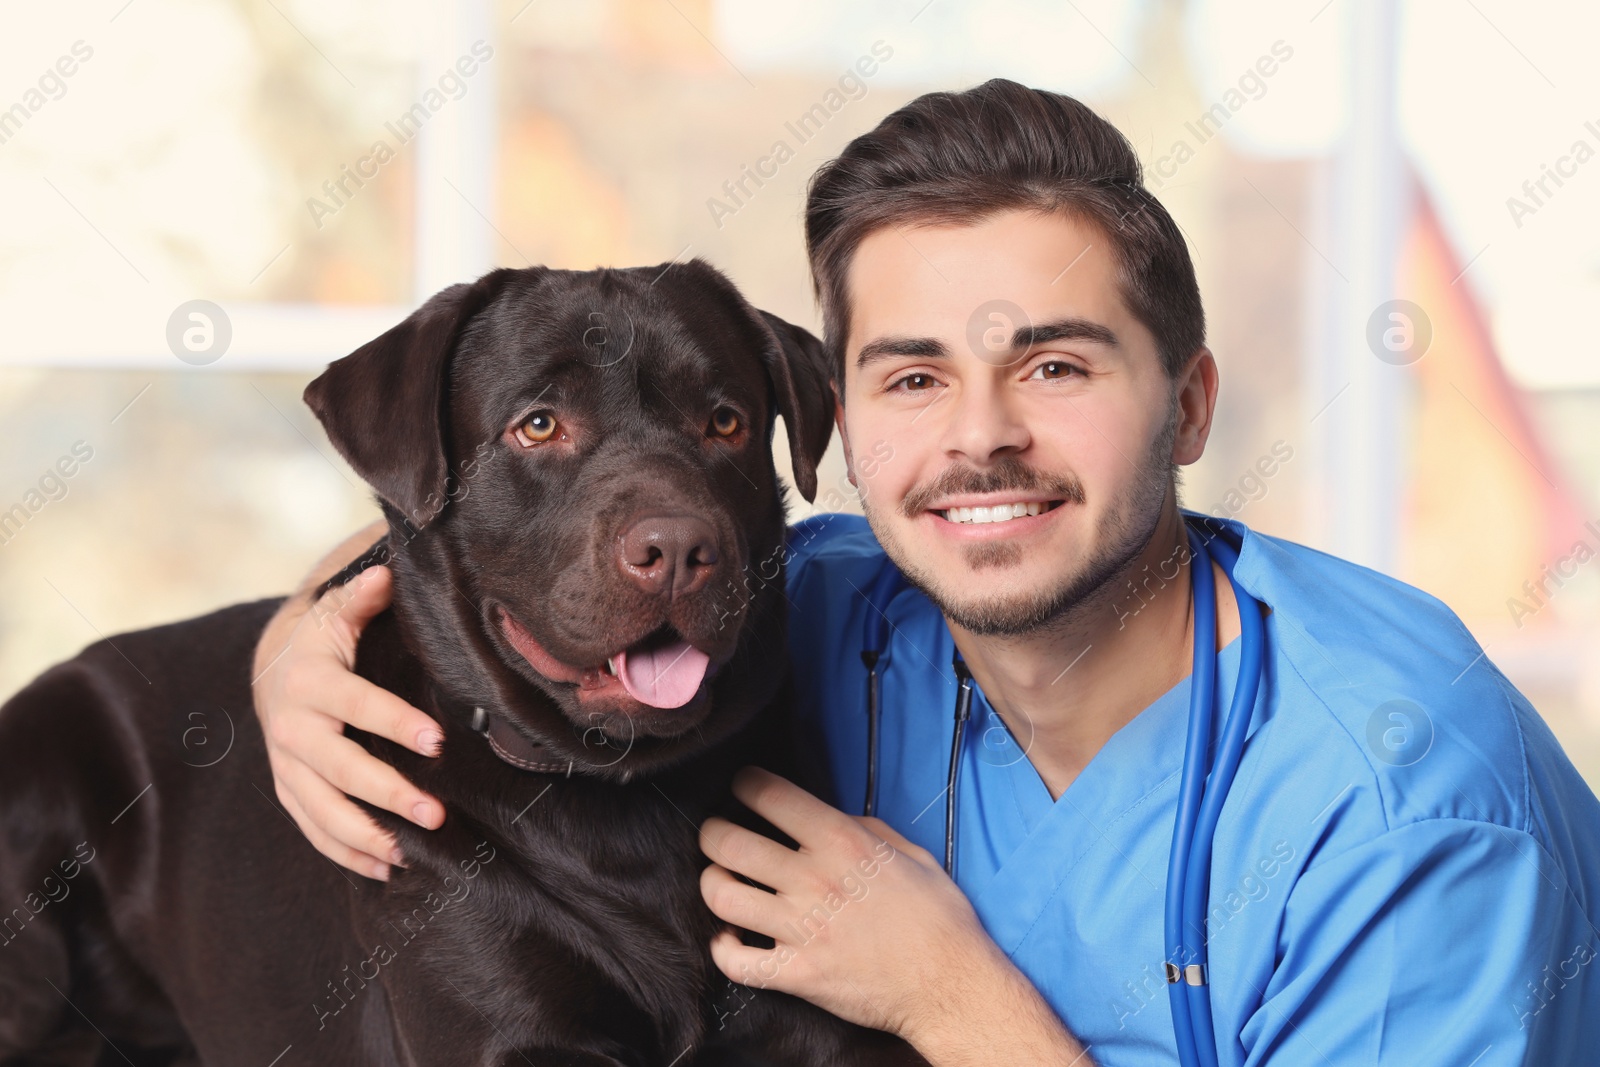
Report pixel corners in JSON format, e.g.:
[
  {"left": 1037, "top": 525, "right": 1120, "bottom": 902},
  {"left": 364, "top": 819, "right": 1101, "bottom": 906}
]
[
  {"left": 1167, "top": 526, "right": 1218, "bottom": 1067},
  {"left": 1180, "top": 532, "right": 1264, "bottom": 1065}
]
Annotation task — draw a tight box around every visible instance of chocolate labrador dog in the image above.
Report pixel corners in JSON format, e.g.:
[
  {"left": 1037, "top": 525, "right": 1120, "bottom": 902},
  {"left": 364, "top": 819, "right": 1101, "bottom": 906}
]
[{"left": 0, "top": 261, "right": 927, "bottom": 1066}]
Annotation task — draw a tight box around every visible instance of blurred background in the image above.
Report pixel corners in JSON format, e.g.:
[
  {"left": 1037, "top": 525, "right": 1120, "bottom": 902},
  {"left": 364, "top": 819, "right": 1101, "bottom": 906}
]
[{"left": 1, "top": 0, "right": 1596, "bottom": 786}]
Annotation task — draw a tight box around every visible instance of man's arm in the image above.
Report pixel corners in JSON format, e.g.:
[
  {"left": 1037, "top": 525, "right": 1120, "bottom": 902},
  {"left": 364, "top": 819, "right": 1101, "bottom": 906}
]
[
  {"left": 252, "top": 518, "right": 386, "bottom": 681},
  {"left": 898, "top": 950, "right": 1087, "bottom": 1066},
  {"left": 1242, "top": 819, "right": 1597, "bottom": 1064},
  {"left": 252, "top": 520, "right": 447, "bottom": 881}
]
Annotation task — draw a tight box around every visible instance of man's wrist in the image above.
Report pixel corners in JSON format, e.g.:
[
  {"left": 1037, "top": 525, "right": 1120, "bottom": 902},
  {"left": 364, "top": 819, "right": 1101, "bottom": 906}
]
[
  {"left": 252, "top": 518, "right": 386, "bottom": 680},
  {"left": 252, "top": 590, "right": 313, "bottom": 682},
  {"left": 902, "top": 948, "right": 1086, "bottom": 1066}
]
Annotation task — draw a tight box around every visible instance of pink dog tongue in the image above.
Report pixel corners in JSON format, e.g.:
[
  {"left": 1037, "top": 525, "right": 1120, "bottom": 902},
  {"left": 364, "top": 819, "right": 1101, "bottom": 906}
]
[{"left": 615, "top": 641, "right": 711, "bottom": 709}]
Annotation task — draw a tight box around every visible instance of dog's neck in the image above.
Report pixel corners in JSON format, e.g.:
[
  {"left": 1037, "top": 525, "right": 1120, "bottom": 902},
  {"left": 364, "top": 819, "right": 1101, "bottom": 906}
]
[
  {"left": 467, "top": 704, "right": 582, "bottom": 777},
  {"left": 329, "top": 532, "right": 609, "bottom": 780}
]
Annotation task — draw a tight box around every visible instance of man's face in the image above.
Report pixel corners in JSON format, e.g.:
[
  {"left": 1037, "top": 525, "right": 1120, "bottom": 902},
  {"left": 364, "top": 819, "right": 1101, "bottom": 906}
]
[{"left": 839, "top": 208, "right": 1193, "bottom": 636}]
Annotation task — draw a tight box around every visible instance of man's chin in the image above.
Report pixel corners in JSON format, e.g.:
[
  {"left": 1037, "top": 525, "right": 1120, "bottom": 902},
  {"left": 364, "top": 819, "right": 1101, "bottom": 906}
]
[
  {"left": 864, "top": 508, "right": 1147, "bottom": 638},
  {"left": 882, "top": 533, "right": 1076, "bottom": 634}
]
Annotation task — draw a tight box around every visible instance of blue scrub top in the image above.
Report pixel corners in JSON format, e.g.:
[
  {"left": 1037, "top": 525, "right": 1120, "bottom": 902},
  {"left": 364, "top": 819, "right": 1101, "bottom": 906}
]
[{"left": 781, "top": 510, "right": 1600, "bottom": 1066}]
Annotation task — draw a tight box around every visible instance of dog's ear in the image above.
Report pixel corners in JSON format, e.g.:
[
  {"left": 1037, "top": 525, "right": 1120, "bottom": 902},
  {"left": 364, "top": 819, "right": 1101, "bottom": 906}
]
[
  {"left": 304, "top": 270, "right": 511, "bottom": 528},
  {"left": 753, "top": 310, "right": 834, "bottom": 503}
]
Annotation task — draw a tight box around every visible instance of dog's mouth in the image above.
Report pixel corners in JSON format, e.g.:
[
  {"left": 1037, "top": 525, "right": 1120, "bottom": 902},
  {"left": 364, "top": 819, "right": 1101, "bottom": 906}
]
[
  {"left": 600, "top": 624, "right": 712, "bottom": 709},
  {"left": 494, "top": 608, "right": 714, "bottom": 711}
]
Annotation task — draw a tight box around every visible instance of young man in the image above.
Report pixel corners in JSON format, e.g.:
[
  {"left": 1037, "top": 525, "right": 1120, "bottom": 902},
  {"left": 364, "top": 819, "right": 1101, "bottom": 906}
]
[{"left": 253, "top": 80, "right": 1600, "bottom": 1064}]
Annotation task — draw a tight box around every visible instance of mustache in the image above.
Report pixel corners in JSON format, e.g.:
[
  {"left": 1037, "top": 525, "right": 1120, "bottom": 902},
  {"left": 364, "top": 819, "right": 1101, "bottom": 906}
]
[{"left": 899, "top": 457, "right": 1086, "bottom": 518}]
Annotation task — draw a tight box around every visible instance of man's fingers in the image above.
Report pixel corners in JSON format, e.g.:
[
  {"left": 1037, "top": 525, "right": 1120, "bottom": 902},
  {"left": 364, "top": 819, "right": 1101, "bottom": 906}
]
[
  {"left": 287, "top": 762, "right": 413, "bottom": 867},
  {"left": 701, "top": 863, "right": 789, "bottom": 941},
  {"left": 296, "top": 729, "right": 444, "bottom": 830},
  {"left": 316, "top": 665, "right": 444, "bottom": 758},
  {"left": 699, "top": 815, "right": 798, "bottom": 885},
  {"left": 275, "top": 768, "right": 394, "bottom": 881},
  {"left": 728, "top": 766, "right": 845, "bottom": 848},
  {"left": 708, "top": 927, "right": 791, "bottom": 993}
]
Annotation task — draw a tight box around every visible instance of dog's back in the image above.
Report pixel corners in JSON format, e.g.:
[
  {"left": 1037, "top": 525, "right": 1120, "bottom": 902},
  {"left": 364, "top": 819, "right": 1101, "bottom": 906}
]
[{"left": 0, "top": 598, "right": 382, "bottom": 1065}]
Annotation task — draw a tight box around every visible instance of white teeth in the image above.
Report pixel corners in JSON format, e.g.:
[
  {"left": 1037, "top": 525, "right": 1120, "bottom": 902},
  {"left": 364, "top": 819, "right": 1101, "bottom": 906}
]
[
  {"left": 605, "top": 656, "right": 618, "bottom": 676},
  {"left": 939, "top": 501, "right": 1055, "bottom": 525}
]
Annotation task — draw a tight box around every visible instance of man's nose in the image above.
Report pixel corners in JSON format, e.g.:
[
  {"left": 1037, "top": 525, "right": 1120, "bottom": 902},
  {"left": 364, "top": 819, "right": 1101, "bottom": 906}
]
[
  {"left": 936, "top": 373, "right": 1031, "bottom": 463},
  {"left": 616, "top": 514, "right": 720, "bottom": 598}
]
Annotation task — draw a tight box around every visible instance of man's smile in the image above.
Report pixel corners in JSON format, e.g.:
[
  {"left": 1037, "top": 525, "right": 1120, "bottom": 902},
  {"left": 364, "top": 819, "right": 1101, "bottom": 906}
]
[
  {"left": 920, "top": 495, "right": 1069, "bottom": 540},
  {"left": 928, "top": 496, "right": 1066, "bottom": 524}
]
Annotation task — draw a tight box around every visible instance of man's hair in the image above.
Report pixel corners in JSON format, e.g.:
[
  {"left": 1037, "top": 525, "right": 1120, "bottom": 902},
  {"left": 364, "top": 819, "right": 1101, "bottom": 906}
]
[{"left": 804, "top": 78, "right": 1205, "bottom": 385}]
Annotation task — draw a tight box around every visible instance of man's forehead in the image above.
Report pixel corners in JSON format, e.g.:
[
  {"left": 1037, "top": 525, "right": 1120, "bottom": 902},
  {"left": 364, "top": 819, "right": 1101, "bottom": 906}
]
[{"left": 842, "top": 210, "right": 1138, "bottom": 358}]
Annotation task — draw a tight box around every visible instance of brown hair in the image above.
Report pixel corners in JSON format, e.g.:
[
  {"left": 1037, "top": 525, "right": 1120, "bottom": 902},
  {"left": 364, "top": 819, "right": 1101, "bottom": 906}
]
[{"left": 804, "top": 78, "right": 1205, "bottom": 385}]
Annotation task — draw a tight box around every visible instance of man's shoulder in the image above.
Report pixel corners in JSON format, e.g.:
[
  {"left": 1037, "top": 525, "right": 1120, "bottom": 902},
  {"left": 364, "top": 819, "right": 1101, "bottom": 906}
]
[
  {"left": 786, "top": 511, "right": 881, "bottom": 563},
  {"left": 783, "top": 512, "right": 894, "bottom": 598},
  {"left": 1233, "top": 516, "right": 1505, "bottom": 715},
  {"left": 1229, "top": 518, "right": 1600, "bottom": 872}
]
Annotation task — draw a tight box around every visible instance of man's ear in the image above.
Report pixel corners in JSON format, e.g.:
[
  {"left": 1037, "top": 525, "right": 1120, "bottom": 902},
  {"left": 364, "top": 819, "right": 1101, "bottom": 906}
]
[
  {"left": 1172, "top": 345, "right": 1218, "bottom": 466},
  {"left": 304, "top": 269, "right": 513, "bottom": 528},
  {"left": 753, "top": 310, "right": 834, "bottom": 503}
]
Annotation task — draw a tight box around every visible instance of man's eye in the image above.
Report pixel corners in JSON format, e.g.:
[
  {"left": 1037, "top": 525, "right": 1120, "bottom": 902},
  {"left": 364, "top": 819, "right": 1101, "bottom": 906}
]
[
  {"left": 1030, "top": 361, "right": 1081, "bottom": 381},
  {"left": 890, "top": 373, "right": 939, "bottom": 392}
]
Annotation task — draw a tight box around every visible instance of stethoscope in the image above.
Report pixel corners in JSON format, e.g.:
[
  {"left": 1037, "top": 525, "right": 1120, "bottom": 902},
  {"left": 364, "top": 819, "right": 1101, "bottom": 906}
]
[{"left": 859, "top": 515, "right": 1265, "bottom": 1067}]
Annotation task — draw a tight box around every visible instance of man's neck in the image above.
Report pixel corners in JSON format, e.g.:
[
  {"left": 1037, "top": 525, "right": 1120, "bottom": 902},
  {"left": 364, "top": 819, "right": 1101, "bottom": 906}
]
[{"left": 946, "top": 502, "right": 1242, "bottom": 801}]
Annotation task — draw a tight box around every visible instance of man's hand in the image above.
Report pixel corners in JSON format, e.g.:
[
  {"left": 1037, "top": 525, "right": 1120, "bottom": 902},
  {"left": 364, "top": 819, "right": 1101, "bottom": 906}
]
[
  {"left": 252, "top": 563, "right": 446, "bottom": 881},
  {"left": 697, "top": 767, "right": 1085, "bottom": 1063}
]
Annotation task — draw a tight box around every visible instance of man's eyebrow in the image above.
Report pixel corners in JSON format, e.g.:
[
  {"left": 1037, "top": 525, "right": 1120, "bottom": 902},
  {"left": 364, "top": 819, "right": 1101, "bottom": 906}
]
[
  {"left": 1012, "top": 317, "right": 1120, "bottom": 351},
  {"left": 855, "top": 317, "right": 1120, "bottom": 370},
  {"left": 855, "top": 335, "right": 949, "bottom": 369}
]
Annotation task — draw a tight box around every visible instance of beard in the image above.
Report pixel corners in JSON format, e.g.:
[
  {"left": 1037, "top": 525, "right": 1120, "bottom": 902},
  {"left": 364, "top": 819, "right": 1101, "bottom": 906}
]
[{"left": 860, "top": 400, "right": 1179, "bottom": 638}]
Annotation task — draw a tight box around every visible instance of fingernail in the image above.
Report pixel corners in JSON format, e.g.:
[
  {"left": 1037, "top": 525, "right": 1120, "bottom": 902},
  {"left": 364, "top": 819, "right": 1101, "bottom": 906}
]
[
  {"left": 389, "top": 846, "right": 407, "bottom": 868},
  {"left": 418, "top": 729, "right": 443, "bottom": 756},
  {"left": 412, "top": 801, "right": 439, "bottom": 827},
  {"left": 370, "top": 862, "right": 391, "bottom": 881}
]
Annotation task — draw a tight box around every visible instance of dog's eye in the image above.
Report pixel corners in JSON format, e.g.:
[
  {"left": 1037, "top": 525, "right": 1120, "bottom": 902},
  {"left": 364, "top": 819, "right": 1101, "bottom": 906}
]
[
  {"left": 710, "top": 408, "right": 741, "bottom": 438},
  {"left": 517, "top": 412, "right": 559, "bottom": 445}
]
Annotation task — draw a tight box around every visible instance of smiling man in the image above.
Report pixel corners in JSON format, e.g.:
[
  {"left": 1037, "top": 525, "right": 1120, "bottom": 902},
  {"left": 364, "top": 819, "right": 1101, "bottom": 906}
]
[{"left": 254, "top": 80, "right": 1600, "bottom": 1064}]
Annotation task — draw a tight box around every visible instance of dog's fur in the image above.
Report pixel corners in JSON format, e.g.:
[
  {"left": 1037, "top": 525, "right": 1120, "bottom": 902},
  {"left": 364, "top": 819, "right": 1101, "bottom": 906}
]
[{"left": 0, "top": 262, "right": 927, "bottom": 1065}]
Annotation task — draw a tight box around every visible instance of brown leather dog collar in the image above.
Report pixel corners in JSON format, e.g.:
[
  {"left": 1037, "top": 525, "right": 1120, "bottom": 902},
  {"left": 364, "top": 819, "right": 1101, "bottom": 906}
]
[{"left": 469, "top": 706, "right": 576, "bottom": 776}]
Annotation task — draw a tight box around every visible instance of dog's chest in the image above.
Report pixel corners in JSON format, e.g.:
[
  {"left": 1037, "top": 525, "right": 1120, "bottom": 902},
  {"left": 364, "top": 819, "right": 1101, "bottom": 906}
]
[{"left": 371, "top": 776, "right": 727, "bottom": 1059}]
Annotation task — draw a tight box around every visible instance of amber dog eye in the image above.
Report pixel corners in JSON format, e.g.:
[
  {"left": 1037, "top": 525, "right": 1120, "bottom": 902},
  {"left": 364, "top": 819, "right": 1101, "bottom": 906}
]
[
  {"left": 710, "top": 408, "right": 740, "bottom": 438},
  {"left": 517, "top": 411, "right": 559, "bottom": 445}
]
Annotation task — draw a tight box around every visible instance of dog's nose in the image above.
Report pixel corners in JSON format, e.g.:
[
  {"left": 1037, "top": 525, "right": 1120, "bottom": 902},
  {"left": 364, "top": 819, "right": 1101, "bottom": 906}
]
[{"left": 617, "top": 515, "right": 720, "bottom": 598}]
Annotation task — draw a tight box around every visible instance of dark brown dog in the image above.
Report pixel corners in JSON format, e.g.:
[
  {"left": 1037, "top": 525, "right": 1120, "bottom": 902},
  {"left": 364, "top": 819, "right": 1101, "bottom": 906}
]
[{"left": 0, "top": 261, "right": 927, "bottom": 1066}]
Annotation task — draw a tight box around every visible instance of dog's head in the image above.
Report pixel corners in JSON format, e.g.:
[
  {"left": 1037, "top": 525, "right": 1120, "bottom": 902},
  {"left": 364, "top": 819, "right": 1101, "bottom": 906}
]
[{"left": 304, "top": 260, "right": 833, "bottom": 777}]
